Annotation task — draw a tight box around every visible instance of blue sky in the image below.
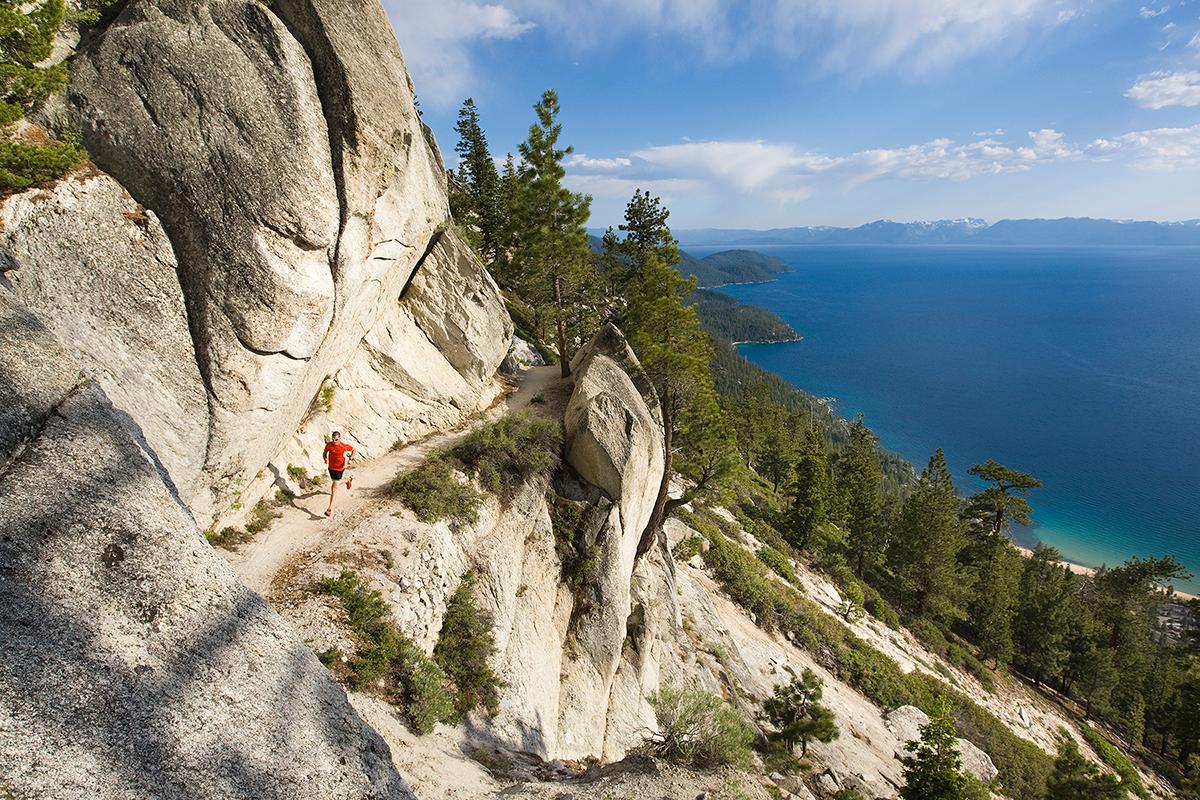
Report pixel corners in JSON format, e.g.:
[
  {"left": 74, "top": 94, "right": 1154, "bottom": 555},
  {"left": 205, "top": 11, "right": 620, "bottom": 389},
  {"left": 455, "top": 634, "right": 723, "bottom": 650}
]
[{"left": 383, "top": 0, "right": 1200, "bottom": 228}]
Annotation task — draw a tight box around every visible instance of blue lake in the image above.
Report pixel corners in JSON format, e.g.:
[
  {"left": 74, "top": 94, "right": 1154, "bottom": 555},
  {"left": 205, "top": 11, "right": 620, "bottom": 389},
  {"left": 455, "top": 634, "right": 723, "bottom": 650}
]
[{"left": 702, "top": 245, "right": 1200, "bottom": 592}]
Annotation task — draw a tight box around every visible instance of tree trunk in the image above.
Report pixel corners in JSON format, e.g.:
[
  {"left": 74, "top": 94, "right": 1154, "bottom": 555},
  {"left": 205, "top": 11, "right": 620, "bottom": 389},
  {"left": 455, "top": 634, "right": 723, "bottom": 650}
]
[
  {"left": 554, "top": 275, "right": 570, "bottom": 379},
  {"left": 636, "top": 399, "right": 674, "bottom": 560}
]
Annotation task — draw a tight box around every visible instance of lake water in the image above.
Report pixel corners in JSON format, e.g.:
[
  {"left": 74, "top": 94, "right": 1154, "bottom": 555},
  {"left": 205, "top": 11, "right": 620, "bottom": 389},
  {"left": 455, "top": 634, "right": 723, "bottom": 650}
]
[{"left": 701, "top": 245, "right": 1200, "bottom": 592}]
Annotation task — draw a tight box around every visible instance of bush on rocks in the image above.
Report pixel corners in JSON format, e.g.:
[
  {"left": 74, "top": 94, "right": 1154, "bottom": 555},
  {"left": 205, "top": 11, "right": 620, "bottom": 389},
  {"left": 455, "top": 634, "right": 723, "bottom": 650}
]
[{"left": 644, "top": 686, "right": 756, "bottom": 769}]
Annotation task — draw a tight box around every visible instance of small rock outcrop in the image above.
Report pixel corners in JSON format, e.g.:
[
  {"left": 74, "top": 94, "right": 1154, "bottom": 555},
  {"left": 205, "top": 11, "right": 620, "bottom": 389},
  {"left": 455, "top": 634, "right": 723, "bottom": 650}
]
[{"left": 0, "top": 296, "right": 412, "bottom": 800}]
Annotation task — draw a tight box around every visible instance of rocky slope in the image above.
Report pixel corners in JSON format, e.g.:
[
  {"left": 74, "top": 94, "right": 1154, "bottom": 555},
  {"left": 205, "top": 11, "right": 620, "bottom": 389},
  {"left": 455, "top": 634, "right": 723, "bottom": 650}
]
[{"left": 0, "top": 2, "right": 1171, "bottom": 800}]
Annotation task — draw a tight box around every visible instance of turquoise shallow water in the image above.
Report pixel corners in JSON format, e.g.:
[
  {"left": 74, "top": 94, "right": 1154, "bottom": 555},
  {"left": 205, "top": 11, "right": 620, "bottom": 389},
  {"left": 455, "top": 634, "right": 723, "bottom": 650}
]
[{"left": 703, "top": 245, "right": 1200, "bottom": 593}]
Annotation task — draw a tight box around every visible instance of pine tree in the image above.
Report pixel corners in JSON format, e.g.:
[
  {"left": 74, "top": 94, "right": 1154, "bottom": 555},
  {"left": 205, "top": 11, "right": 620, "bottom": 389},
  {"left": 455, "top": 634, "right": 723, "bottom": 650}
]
[
  {"left": 623, "top": 249, "right": 736, "bottom": 558},
  {"left": 616, "top": 188, "right": 680, "bottom": 283},
  {"left": 448, "top": 98, "right": 502, "bottom": 261},
  {"left": 965, "top": 533, "right": 1022, "bottom": 666},
  {"left": 890, "top": 449, "right": 965, "bottom": 622},
  {"left": 1043, "top": 736, "right": 1126, "bottom": 800},
  {"left": 507, "top": 90, "right": 598, "bottom": 377},
  {"left": 900, "top": 699, "right": 969, "bottom": 800},
  {"left": 787, "top": 424, "right": 831, "bottom": 551},
  {"left": 964, "top": 460, "right": 1042, "bottom": 537},
  {"left": 763, "top": 668, "right": 839, "bottom": 757},
  {"left": 1013, "top": 545, "right": 1073, "bottom": 685},
  {"left": 840, "top": 415, "right": 883, "bottom": 577}
]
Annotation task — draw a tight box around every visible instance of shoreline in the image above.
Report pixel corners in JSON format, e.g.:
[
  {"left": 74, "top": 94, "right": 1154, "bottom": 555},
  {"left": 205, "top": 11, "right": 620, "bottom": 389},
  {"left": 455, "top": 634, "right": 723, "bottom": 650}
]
[
  {"left": 731, "top": 336, "right": 803, "bottom": 346},
  {"left": 1013, "top": 544, "right": 1197, "bottom": 602}
]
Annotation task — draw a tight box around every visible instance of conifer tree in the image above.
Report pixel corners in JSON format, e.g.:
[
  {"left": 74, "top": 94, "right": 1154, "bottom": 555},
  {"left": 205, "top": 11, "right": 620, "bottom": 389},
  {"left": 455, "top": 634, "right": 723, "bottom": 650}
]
[
  {"left": 787, "top": 424, "right": 831, "bottom": 551},
  {"left": 965, "top": 533, "right": 1022, "bottom": 666},
  {"left": 763, "top": 668, "right": 839, "bottom": 757},
  {"left": 507, "top": 90, "right": 598, "bottom": 376},
  {"left": 1043, "top": 737, "right": 1126, "bottom": 800},
  {"left": 890, "top": 449, "right": 965, "bottom": 622},
  {"left": 448, "top": 98, "right": 502, "bottom": 261},
  {"left": 623, "top": 249, "right": 736, "bottom": 557},
  {"left": 840, "top": 415, "right": 883, "bottom": 577},
  {"left": 964, "top": 460, "right": 1042, "bottom": 537},
  {"left": 900, "top": 699, "right": 969, "bottom": 800},
  {"left": 616, "top": 188, "right": 680, "bottom": 283},
  {"left": 1013, "top": 545, "right": 1073, "bottom": 685}
]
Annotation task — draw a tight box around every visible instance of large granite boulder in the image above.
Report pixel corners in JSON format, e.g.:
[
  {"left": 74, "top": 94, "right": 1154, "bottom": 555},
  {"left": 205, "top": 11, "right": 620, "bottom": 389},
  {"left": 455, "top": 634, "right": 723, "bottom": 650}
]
[
  {"left": 557, "top": 324, "right": 666, "bottom": 758},
  {"left": 0, "top": 295, "right": 412, "bottom": 800},
  {"left": 56, "top": 0, "right": 497, "bottom": 525}
]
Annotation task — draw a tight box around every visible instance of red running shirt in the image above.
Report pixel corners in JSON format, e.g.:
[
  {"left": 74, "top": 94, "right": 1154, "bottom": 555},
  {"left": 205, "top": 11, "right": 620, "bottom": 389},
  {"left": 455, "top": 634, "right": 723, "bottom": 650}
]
[{"left": 324, "top": 441, "right": 354, "bottom": 471}]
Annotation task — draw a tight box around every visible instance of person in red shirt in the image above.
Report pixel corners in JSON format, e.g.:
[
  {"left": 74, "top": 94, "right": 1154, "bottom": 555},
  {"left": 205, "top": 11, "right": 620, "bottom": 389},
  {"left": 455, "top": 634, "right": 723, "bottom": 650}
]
[{"left": 322, "top": 431, "right": 355, "bottom": 518}]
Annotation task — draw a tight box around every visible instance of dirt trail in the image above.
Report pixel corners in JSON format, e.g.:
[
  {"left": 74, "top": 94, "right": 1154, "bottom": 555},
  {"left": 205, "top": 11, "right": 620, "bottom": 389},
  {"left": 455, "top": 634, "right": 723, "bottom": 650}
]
[{"left": 224, "top": 366, "right": 564, "bottom": 596}]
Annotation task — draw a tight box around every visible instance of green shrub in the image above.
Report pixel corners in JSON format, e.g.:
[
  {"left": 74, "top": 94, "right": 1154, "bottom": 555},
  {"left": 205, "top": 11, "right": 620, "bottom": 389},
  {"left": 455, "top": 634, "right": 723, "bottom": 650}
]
[
  {"left": 0, "top": 136, "right": 87, "bottom": 191},
  {"left": 316, "top": 570, "right": 456, "bottom": 735},
  {"left": 434, "top": 573, "right": 502, "bottom": 719},
  {"left": 319, "top": 375, "right": 336, "bottom": 413},
  {"left": 645, "top": 686, "right": 755, "bottom": 769},
  {"left": 1081, "top": 726, "right": 1147, "bottom": 798},
  {"left": 389, "top": 454, "right": 482, "bottom": 525},
  {"left": 673, "top": 534, "right": 705, "bottom": 561},
  {"left": 287, "top": 464, "right": 324, "bottom": 490},
  {"left": 204, "top": 525, "right": 252, "bottom": 550},
  {"left": 451, "top": 412, "right": 562, "bottom": 498},
  {"left": 394, "top": 638, "right": 456, "bottom": 735},
  {"left": 757, "top": 545, "right": 799, "bottom": 585},
  {"left": 861, "top": 583, "right": 901, "bottom": 628},
  {"left": 245, "top": 500, "right": 281, "bottom": 535},
  {"left": 833, "top": 791, "right": 866, "bottom": 800}
]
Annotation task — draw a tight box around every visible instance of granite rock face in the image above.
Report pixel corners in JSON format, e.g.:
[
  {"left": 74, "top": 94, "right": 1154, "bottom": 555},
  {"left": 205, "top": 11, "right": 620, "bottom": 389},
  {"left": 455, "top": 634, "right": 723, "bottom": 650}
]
[
  {"left": 63, "top": 0, "right": 483, "bottom": 525},
  {"left": 0, "top": 296, "right": 413, "bottom": 800},
  {"left": 0, "top": 174, "right": 208, "bottom": 504}
]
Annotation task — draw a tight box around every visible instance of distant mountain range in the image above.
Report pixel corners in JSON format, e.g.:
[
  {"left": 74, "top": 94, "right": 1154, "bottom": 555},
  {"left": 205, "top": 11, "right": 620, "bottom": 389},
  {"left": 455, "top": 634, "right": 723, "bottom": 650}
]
[{"left": 666, "top": 218, "right": 1200, "bottom": 247}]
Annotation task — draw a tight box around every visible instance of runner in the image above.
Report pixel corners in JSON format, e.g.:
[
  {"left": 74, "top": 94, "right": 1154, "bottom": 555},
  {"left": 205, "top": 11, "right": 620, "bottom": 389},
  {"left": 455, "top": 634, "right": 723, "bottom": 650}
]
[{"left": 322, "top": 431, "right": 355, "bottom": 518}]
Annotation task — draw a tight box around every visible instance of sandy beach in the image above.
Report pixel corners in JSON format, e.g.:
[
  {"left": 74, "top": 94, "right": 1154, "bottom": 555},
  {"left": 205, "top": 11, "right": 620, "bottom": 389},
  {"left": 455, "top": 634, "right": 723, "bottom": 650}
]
[{"left": 1014, "top": 544, "right": 1197, "bottom": 602}]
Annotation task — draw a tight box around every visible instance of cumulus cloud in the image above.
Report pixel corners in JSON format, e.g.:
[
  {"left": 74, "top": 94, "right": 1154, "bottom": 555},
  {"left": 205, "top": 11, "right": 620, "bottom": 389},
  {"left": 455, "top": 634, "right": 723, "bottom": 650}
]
[
  {"left": 1126, "top": 70, "right": 1200, "bottom": 109},
  {"left": 382, "top": 1, "right": 534, "bottom": 106},
  {"left": 565, "top": 154, "right": 632, "bottom": 170},
  {"left": 562, "top": 125, "right": 1200, "bottom": 211}
]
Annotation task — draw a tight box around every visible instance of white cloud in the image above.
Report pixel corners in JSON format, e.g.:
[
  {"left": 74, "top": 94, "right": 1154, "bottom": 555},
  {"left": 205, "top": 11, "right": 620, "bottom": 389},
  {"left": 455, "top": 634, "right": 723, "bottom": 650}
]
[
  {"left": 1188, "top": 31, "right": 1200, "bottom": 48},
  {"left": 1140, "top": 5, "right": 1168, "bottom": 17},
  {"left": 1087, "top": 124, "right": 1200, "bottom": 170},
  {"left": 1162, "top": 21, "right": 1177, "bottom": 31},
  {"left": 563, "top": 125, "right": 1200, "bottom": 211},
  {"left": 1126, "top": 70, "right": 1200, "bottom": 108},
  {"left": 382, "top": 1, "right": 534, "bottom": 106},
  {"left": 565, "top": 154, "right": 632, "bottom": 170},
  {"left": 973, "top": 128, "right": 1007, "bottom": 137},
  {"left": 631, "top": 140, "right": 815, "bottom": 192}
]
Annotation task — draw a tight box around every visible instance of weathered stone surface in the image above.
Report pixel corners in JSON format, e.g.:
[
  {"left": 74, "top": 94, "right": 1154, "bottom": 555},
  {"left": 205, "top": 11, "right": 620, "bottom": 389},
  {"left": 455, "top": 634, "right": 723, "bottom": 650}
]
[
  {"left": 0, "top": 174, "right": 209, "bottom": 502},
  {"left": 509, "top": 335, "right": 547, "bottom": 368},
  {"left": 565, "top": 323, "right": 663, "bottom": 533},
  {"left": 68, "top": 0, "right": 341, "bottom": 520},
  {"left": 557, "top": 324, "right": 666, "bottom": 758},
  {"left": 403, "top": 230, "right": 513, "bottom": 386},
  {"left": 63, "top": 0, "right": 502, "bottom": 526},
  {"left": 0, "top": 294, "right": 411, "bottom": 800}
]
